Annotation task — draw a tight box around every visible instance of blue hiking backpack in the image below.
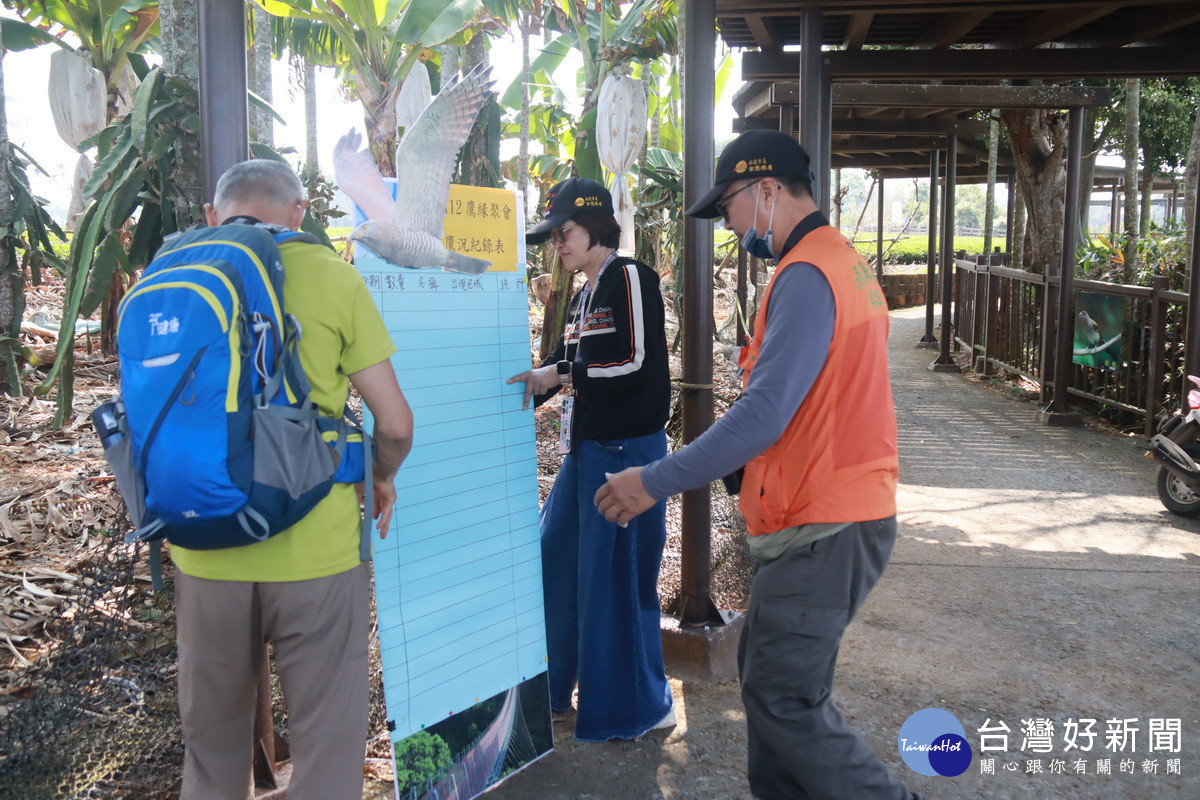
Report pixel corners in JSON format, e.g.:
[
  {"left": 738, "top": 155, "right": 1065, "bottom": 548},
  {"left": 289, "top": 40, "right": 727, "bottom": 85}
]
[{"left": 92, "top": 221, "right": 371, "bottom": 586}]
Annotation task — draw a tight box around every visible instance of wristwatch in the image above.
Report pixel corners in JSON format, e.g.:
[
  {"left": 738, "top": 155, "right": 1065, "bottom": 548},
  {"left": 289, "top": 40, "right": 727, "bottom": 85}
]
[{"left": 556, "top": 360, "right": 573, "bottom": 384}]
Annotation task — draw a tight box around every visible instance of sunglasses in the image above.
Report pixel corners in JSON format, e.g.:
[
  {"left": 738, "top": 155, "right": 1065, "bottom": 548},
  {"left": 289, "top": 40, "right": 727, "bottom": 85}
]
[
  {"left": 549, "top": 221, "right": 579, "bottom": 245},
  {"left": 715, "top": 181, "right": 758, "bottom": 221}
]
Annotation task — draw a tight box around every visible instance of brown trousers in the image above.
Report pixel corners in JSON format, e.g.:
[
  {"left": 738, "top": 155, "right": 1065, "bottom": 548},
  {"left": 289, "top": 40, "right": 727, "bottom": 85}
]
[{"left": 175, "top": 563, "right": 371, "bottom": 800}]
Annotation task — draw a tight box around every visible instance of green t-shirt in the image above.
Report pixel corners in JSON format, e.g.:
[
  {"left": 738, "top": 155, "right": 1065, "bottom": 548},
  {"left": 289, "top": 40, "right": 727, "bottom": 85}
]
[{"left": 171, "top": 238, "right": 396, "bottom": 582}]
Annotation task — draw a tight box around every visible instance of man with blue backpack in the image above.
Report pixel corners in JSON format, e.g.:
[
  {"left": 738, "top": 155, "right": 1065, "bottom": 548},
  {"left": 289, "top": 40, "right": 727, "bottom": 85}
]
[{"left": 144, "top": 160, "right": 412, "bottom": 799}]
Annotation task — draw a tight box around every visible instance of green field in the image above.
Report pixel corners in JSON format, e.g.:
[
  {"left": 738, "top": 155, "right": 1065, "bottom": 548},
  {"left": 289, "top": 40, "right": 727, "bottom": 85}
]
[{"left": 851, "top": 234, "right": 990, "bottom": 265}]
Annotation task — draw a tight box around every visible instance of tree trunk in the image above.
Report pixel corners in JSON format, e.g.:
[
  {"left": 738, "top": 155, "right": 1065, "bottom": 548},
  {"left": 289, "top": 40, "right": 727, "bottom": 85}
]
[
  {"left": 539, "top": 252, "right": 574, "bottom": 360},
  {"left": 569, "top": 13, "right": 603, "bottom": 181},
  {"left": 1140, "top": 169, "right": 1155, "bottom": 240},
  {"left": 983, "top": 110, "right": 999, "bottom": 256},
  {"left": 304, "top": 60, "right": 318, "bottom": 174},
  {"left": 1012, "top": 187, "right": 1027, "bottom": 272},
  {"left": 636, "top": 67, "right": 652, "bottom": 199},
  {"left": 1184, "top": 104, "right": 1200, "bottom": 268},
  {"left": 1000, "top": 108, "right": 1068, "bottom": 275},
  {"left": 0, "top": 25, "right": 21, "bottom": 396},
  {"left": 249, "top": 3, "right": 273, "bottom": 145},
  {"left": 517, "top": 11, "right": 532, "bottom": 219},
  {"left": 456, "top": 33, "right": 499, "bottom": 188},
  {"left": 362, "top": 82, "right": 401, "bottom": 177},
  {"left": 158, "top": 0, "right": 203, "bottom": 227},
  {"left": 1123, "top": 78, "right": 1140, "bottom": 281}
]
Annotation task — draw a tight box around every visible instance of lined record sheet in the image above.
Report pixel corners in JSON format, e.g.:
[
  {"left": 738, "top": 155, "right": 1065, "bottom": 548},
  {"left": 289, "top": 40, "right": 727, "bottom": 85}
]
[{"left": 356, "top": 186, "right": 548, "bottom": 742}]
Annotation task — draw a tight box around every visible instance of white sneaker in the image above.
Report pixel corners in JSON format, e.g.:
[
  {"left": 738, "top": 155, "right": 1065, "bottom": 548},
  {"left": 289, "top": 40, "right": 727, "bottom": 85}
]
[{"left": 651, "top": 704, "right": 677, "bottom": 730}]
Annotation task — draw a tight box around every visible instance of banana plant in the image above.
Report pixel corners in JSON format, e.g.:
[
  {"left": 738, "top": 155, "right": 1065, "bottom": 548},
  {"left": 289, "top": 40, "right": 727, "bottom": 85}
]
[
  {"left": 3, "top": 0, "right": 159, "bottom": 119},
  {"left": 3, "top": 2, "right": 160, "bottom": 356},
  {"left": 539, "top": 0, "right": 677, "bottom": 180},
  {"left": 37, "top": 68, "right": 330, "bottom": 425},
  {"left": 254, "top": 0, "right": 489, "bottom": 176},
  {"left": 0, "top": 146, "right": 69, "bottom": 397}
]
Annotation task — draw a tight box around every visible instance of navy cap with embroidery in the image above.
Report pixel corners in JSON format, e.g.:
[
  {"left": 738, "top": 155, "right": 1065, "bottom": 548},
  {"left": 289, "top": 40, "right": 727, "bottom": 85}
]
[
  {"left": 686, "top": 130, "right": 813, "bottom": 219},
  {"left": 527, "top": 177, "right": 615, "bottom": 244}
]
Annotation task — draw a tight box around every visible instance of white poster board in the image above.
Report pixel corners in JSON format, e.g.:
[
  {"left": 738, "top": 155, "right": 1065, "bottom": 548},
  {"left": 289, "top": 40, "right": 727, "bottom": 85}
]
[{"left": 357, "top": 185, "right": 553, "bottom": 799}]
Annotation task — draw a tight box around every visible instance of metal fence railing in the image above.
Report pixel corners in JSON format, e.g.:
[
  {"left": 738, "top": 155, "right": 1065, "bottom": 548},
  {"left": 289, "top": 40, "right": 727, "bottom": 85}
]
[{"left": 951, "top": 258, "right": 1189, "bottom": 435}]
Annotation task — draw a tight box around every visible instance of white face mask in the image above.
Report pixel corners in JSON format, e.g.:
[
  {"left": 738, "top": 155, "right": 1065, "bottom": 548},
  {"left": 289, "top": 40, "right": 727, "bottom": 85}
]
[{"left": 741, "top": 183, "right": 776, "bottom": 260}]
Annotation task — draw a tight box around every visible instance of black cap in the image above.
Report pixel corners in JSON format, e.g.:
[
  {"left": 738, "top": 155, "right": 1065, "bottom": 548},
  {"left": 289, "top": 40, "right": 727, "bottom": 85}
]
[
  {"left": 527, "top": 178, "right": 614, "bottom": 244},
  {"left": 685, "top": 130, "right": 812, "bottom": 219}
]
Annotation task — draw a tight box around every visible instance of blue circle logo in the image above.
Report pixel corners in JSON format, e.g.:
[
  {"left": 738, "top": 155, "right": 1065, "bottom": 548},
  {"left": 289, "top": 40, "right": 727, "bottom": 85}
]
[{"left": 898, "top": 708, "right": 973, "bottom": 777}]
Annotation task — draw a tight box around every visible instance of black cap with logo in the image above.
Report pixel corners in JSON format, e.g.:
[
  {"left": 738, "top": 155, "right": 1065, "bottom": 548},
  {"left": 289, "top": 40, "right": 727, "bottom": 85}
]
[
  {"left": 527, "top": 177, "right": 615, "bottom": 244},
  {"left": 685, "top": 130, "right": 813, "bottom": 219}
]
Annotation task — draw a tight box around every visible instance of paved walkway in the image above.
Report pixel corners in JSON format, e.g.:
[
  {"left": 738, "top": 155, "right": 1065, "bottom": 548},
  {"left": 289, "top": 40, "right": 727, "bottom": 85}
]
[{"left": 484, "top": 306, "right": 1200, "bottom": 800}]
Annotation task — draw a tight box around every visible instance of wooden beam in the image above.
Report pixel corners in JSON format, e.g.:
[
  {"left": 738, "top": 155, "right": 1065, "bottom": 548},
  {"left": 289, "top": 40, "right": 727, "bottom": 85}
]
[
  {"left": 833, "top": 152, "right": 981, "bottom": 171},
  {"left": 757, "top": 82, "right": 1112, "bottom": 109},
  {"left": 843, "top": 11, "right": 874, "bottom": 50},
  {"left": 735, "top": 115, "right": 990, "bottom": 136},
  {"left": 856, "top": 105, "right": 893, "bottom": 118},
  {"left": 834, "top": 117, "right": 989, "bottom": 135},
  {"left": 913, "top": 10, "right": 991, "bottom": 49},
  {"left": 745, "top": 13, "right": 776, "bottom": 50},
  {"left": 990, "top": 3, "right": 1122, "bottom": 49},
  {"left": 916, "top": 106, "right": 955, "bottom": 119},
  {"left": 877, "top": 167, "right": 999, "bottom": 182},
  {"left": 715, "top": 0, "right": 1169, "bottom": 14},
  {"left": 735, "top": 83, "right": 774, "bottom": 117},
  {"left": 832, "top": 84, "right": 1111, "bottom": 109},
  {"left": 1099, "top": 4, "right": 1200, "bottom": 46},
  {"left": 832, "top": 135, "right": 956, "bottom": 153},
  {"left": 743, "top": 46, "right": 1200, "bottom": 81}
]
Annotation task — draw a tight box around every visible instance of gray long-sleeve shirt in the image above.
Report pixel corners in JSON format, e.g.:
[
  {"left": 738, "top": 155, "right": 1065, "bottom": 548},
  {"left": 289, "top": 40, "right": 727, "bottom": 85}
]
[{"left": 641, "top": 261, "right": 834, "bottom": 500}]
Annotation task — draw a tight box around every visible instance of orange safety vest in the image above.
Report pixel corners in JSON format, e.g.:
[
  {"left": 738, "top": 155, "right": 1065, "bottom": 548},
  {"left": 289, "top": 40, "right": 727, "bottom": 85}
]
[{"left": 737, "top": 225, "right": 898, "bottom": 536}]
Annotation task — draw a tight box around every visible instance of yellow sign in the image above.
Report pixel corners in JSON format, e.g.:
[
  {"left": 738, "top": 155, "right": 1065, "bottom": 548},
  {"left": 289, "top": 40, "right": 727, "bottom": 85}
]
[{"left": 442, "top": 184, "right": 519, "bottom": 272}]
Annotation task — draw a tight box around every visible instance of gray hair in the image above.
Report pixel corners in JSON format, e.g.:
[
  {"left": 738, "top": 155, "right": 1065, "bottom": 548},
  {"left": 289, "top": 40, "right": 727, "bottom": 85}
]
[{"left": 212, "top": 159, "right": 304, "bottom": 209}]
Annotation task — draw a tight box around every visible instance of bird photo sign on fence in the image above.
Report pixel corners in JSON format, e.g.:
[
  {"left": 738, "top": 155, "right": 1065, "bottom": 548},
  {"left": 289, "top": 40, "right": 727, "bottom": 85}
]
[
  {"left": 1073, "top": 292, "right": 1123, "bottom": 370},
  {"left": 353, "top": 181, "right": 553, "bottom": 799}
]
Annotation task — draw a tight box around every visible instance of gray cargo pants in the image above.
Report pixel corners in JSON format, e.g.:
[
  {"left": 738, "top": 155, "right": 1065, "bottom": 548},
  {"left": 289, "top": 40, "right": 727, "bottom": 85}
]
[
  {"left": 175, "top": 562, "right": 370, "bottom": 800},
  {"left": 738, "top": 517, "right": 919, "bottom": 800}
]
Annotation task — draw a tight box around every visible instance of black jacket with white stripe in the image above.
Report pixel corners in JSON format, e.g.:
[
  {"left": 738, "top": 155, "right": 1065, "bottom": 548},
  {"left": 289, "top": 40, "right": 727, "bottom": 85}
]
[{"left": 535, "top": 256, "right": 670, "bottom": 442}]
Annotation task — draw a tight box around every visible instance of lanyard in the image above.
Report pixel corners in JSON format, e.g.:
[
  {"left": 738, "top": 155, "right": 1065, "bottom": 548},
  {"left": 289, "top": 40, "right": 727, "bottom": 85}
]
[{"left": 571, "top": 251, "right": 620, "bottom": 363}]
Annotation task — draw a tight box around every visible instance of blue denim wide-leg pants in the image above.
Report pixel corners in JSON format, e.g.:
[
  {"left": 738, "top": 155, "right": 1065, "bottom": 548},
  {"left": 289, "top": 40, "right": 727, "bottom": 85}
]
[{"left": 540, "top": 430, "right": 673, "bottom": 741}]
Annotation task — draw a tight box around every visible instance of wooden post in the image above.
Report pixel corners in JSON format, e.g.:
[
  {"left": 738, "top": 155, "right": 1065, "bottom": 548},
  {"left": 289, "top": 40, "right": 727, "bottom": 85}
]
[
  {"left": 876, "top": 174, "right": 885, "bottom": 280},
  {"left": 1043, "top": 106, "right": 1085, "bottom": 422},
  {"left": 678, "top": 0, "right": 720, "bottom": 626},
  {"left": 1185, "top": 169, "right": 1200, "bottom": 391},
  {"left": 931, "top": 133, "right": 960, "bottom": 371},
  {"left": 1147, "top": 276, "right": 1169, "bottom": 435},
  {"left": 919, "top": 148, "right": 940, "bottom": 347},
  {"left": 199, "top": 0, "right": 248, "bottom": 202}
]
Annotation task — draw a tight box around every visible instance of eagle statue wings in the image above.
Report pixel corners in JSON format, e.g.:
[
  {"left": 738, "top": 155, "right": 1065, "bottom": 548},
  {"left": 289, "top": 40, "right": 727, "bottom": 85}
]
[{"left": 333, "top": 65, "right": 494, "bottom": 275}]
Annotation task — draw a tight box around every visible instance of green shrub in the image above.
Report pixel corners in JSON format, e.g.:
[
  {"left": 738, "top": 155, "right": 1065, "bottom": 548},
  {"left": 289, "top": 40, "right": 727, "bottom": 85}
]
[{"left": 1077, "top": 225, "right": 1188, "bottom": 290}]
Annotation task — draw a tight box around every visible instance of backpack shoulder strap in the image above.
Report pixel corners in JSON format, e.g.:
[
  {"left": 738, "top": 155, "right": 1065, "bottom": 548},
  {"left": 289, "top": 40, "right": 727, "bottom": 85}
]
[{"left": 273, "top": 229, "right": 321, "bottom": 246}]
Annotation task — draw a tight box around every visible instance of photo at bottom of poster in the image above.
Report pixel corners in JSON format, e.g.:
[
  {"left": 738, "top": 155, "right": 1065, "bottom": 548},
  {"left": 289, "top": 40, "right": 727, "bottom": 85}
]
[{"left": 391, "top": 673, "right": 553, "bottom": 800}]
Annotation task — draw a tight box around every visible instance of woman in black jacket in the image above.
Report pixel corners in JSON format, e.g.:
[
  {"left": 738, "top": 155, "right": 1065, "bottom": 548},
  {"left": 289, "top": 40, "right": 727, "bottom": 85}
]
[{"left": 508, "top": 178, "right": 673, "bottom": 741}]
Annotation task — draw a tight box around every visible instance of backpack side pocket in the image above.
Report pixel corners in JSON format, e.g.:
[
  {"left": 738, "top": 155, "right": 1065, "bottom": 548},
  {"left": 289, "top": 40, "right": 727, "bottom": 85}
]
[
  {"left": 248, "top": 405, "right": 340, "bottom": 531},
  {"left": 92, "top": 401, "right": 146, "bottom": 528}
]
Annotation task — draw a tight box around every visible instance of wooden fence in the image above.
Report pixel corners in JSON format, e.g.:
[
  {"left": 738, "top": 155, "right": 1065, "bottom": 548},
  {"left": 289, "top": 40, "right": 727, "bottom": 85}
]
[{"left": 950, "top": 257, "right": 1190, "bottom": 434}]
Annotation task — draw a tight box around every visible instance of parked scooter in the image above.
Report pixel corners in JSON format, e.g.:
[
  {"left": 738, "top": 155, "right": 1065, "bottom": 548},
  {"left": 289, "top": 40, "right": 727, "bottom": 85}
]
[{"left": 1148, "top": 376, "right": 1200, "bottom": 516}]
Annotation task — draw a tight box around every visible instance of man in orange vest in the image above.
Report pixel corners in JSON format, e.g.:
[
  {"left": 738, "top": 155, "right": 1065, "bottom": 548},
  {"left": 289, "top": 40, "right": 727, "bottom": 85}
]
[{"left": 596, "top": 130, "right": 919, "bottom": 800}]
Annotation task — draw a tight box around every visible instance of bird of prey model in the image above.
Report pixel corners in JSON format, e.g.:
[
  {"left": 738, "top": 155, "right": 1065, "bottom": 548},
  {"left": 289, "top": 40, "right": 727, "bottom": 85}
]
[{"left": 333, "top": 65, "right": 493, "bottom": 275}]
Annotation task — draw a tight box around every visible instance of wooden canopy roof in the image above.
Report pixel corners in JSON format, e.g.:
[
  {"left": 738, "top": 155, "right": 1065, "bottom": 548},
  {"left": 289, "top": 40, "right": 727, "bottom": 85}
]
[
  {"left": 716, "top": 2, "right": 1198, "bottom": 180},
  {"left": 716, "top": 0, "right": 1200, "bottom": 53}
]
